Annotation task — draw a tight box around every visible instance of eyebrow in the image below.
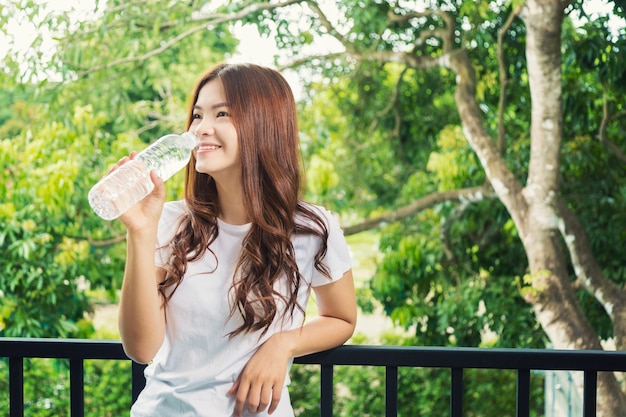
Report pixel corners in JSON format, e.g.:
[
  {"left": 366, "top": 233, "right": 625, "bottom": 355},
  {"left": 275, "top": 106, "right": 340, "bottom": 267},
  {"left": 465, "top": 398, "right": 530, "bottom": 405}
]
[{"left": 193, "top": 102, "right": 230, "bottom": 110}]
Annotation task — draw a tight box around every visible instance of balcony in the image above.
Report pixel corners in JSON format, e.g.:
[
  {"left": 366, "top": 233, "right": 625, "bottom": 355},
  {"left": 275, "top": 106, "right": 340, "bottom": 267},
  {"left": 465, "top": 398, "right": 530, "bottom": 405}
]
[{"left": 1, "top": 338, "right": 625, "bottom": 417}]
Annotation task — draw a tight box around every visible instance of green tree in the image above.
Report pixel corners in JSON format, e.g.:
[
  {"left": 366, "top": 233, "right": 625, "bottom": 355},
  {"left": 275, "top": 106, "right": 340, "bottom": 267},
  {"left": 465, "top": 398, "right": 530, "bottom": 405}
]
[
  {"left": 0, "top": 0, "right": 238, "bottom": 337},
  {"left": 288, "top": 1, "right": 626, "bottom": 414},
  {"left": 1, "top": 109, "right": 98, "bottom": 337},
  {"left": 2, "top": 0, "right": 626, "bottom": 414}
]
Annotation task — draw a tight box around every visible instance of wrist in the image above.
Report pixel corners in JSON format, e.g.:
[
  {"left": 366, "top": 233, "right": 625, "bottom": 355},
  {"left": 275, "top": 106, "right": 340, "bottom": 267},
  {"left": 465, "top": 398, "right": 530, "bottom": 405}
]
[
  {"left": 125, "top": 226, "right": 158, "bottom": 246},
  {"left": 269, "top": 330, "right": 298, "bottom": 358}
]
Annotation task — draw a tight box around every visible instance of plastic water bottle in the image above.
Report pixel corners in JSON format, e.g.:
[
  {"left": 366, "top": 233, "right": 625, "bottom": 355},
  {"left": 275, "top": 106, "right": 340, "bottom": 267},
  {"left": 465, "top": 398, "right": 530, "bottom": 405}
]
[{"left": 88, "top": 132, "right": 198, "bottom": 220}]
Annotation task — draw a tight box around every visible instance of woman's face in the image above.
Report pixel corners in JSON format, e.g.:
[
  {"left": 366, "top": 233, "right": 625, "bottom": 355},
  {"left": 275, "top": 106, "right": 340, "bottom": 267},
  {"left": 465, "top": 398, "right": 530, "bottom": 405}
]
[{"left": 190, "top": 79, "right": 240, "bottom": 179}]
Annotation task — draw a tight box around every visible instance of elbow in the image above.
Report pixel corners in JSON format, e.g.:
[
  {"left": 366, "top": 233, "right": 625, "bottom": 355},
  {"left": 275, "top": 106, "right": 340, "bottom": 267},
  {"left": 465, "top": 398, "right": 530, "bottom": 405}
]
[
  {"left": 122, "top": 342, "right": 158, "bottom": 365},
  {"left": 119, "top": 327, "right": 164, "bottom": 364},
  {"left": 118, "top": 316, "right": 164, "bottom": 364},
  {"left": 334, "top": 314, "right": 357, "bottom": 346},
  {"left": 346, "top": 302, "right": 358, "bottom": 335},
  {"left": 344, "top": 317, "right": 357, "bottom": 344}
]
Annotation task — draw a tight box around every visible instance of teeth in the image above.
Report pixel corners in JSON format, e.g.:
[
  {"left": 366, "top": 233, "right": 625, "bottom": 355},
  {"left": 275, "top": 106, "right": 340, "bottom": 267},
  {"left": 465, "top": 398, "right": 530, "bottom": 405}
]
[{"left": 199, "top": 145, "right": 220, "bottom": 150}]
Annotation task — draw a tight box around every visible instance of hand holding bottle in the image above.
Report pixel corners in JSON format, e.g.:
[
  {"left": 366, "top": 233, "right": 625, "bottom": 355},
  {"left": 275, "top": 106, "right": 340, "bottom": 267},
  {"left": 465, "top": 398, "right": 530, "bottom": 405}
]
[
  {"left": 109, "top": 153, "right": 168, "bottom": 233},
  {"left": 88, "top": 132, "right": 198, "bottom": 221}
]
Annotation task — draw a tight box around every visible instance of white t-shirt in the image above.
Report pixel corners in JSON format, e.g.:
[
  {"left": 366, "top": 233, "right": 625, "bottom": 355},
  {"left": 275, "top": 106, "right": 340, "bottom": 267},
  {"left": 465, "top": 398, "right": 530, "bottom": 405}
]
[{"left": 130, "top": 200, "right": 352, "bottom": 417}]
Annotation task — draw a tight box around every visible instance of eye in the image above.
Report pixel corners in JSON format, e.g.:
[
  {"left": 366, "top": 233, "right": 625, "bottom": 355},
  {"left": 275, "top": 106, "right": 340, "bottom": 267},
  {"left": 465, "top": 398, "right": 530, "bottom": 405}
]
[
  {"left": 216, "top": 110, "right": 230, "bottom": 118},
  {"left": 191, "top": 113, "right": 202, "bottom": 120}
]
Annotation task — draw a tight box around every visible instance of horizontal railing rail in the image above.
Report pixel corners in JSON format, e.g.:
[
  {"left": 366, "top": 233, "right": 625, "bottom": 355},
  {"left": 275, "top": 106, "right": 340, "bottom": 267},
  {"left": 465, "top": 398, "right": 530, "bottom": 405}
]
[{"left": 1, "top": 338, "right": 626, "bottom": 417}]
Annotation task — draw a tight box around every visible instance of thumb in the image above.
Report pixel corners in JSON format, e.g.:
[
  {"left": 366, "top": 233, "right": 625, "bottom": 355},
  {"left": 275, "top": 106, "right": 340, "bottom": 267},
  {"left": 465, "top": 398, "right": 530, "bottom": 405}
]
[{"left": 149, "top": 170, "right": 166, "bottom": 198}]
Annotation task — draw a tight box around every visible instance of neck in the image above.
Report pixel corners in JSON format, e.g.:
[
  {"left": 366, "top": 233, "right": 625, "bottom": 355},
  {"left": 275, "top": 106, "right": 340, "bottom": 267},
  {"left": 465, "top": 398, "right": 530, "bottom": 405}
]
[{"left": 214, "top": 177, "right": 249, "bottom": 225}]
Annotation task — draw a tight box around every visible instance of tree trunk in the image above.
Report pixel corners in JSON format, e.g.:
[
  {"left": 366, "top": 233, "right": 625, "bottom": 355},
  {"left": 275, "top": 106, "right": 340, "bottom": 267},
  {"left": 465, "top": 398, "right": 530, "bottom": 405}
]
[
  {"left": 310, "top": 0, "right": 626, "bottom": 412},
  {"left": 447, "top": 0, "right": 626, "bottom": 414},
  {"left": 521, "top": 2, "right": 625, "bottom": 414}
]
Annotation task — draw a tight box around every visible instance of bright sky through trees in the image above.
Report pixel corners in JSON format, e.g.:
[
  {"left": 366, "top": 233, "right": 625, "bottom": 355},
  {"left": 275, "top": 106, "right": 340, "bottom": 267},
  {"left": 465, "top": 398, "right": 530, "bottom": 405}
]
[
  {"left": 1, "top": 0, "right": 621, "bottom": 70},
  {"left": 0, "top": 0, "right": 622, "bottom": 94}
]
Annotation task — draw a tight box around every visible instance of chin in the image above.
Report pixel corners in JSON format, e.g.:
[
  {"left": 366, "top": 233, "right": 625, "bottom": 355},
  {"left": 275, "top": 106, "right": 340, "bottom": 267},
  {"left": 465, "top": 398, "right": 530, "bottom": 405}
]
[{"left": 194, "top": 163, "right": 213, "bottom": 175}]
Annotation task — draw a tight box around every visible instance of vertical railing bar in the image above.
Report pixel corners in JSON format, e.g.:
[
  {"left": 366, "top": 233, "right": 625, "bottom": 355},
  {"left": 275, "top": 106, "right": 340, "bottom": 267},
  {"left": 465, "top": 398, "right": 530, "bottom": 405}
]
[
  {"left": 320, "top": 364, "right": 334, "bottom": 417},
  {"left": 9, "top": 357, "right": 24, "bottom": 417},
  {"left": 516, "top": 369, "right": 530, "bottom": 417},
  {"left": 70, "top": 358, "right": 85, "bottom": 417},
  {"left": 385, "top": 366, "right": 398, "bottom": 417},
  {"left": 583, "top": 370, "right": 597, "bottom": 417},
  {"left": 132, "top": 362, "right": 147, "bottom": 404},
  {"left": 450, "top": 368, "right": 463, "bottom": 417}
]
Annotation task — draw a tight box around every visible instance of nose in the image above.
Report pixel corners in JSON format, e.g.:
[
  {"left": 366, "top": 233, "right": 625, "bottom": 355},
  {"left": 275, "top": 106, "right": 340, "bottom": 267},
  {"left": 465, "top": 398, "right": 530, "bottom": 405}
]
[{"left": 193, "top": 117, "right": 215, "bottom": 137}]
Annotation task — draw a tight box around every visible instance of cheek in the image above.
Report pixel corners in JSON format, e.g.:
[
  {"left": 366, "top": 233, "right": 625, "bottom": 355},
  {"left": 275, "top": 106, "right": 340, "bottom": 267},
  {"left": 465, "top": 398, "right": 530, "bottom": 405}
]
[{"left": 223, "top": 127, "right": 239, "bottom": 148}]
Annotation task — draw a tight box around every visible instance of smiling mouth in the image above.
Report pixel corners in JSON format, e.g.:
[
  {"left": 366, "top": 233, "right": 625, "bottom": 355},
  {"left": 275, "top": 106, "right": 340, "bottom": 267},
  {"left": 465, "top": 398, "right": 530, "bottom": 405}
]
[{"left": 198, "top": 145, "right": 221, "bottom": 151}]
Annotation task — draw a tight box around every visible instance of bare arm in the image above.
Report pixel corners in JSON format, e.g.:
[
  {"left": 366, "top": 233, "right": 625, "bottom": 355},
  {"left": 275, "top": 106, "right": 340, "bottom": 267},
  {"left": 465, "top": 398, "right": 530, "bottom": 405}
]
[
  {"left": 112, "top": 162, "right": 168, "bottom": 364},
  {"left": 277, "top": 269, "right": 357, "bottom": 356},
  {"left": 118, "top": 229, "right": 167, "bottom": 364}
]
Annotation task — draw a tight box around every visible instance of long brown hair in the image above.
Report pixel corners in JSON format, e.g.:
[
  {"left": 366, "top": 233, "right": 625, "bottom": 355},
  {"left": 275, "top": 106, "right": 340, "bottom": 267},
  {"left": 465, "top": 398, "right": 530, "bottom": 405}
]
[{"left": 158, "top": 63, "right": 330, "bottom": 337}]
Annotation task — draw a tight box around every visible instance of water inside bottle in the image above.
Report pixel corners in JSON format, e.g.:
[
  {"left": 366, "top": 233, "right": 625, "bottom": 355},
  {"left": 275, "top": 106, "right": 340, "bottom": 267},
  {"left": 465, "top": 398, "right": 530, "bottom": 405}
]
[
  {"left": 88, "top": 160, "right": 153, "bottom": 220},
  {"left": 139, "top": 135, "right": 193, "bottom": 180},
  {"left": 89, "top": 132, "right": 196, "bottom": 220}
]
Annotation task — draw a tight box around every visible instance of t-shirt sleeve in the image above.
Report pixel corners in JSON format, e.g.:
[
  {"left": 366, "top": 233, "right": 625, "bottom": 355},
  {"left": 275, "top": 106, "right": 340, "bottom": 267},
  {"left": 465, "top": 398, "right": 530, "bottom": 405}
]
[
  {"left": 310, "top": 207, "right": 352, "bottom": 287},
  {"left": 154, "top": 201, "right": 186, "bottom": 268}
]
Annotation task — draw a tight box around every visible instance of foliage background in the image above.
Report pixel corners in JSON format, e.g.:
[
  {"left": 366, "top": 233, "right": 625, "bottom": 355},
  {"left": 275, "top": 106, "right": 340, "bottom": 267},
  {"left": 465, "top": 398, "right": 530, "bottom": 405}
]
[{"left": 1, "top": 0, "right": 625, "bottom": 415}]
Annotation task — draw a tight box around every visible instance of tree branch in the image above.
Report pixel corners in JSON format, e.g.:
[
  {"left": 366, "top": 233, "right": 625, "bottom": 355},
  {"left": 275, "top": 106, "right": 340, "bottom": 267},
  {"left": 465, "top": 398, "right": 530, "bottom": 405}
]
[
  {"left": 367, "top": 66, "right": 408, "bottom": 137},
  {"left": 387, "top": 9, "right": 455, "bottom": 53},
  {"left": 70, "top": 233, "right": 126, "bottom": 247},
  {"left": 306, "top": 1, "right": 351, "bottom": 48},
  {"left": 597, "top": 94, "right": 626, "bottom": 164},
  {"left": 556, "top": 199, "right": 626, "bottom": 350},
  {"left": 278, "top": 52, "right": 353, "bottom": 71},
  {"left": 74, "top": 0, "right": 306, "bottom": 78},
  {"left": 367, "top": 49, "right": 447, "bottom": 69},
  {"left": 496, "top": 5, "right": 522, "bottom": 154},
  {"left": 305, "top": 3, "right": 453, "bottom": 69},
  {"left": 343, "top": 185, "right": 496, "bottom": 235},
  {"left": 386, "top": 6, "right": 528, "bottom": 226},
  {"left": 71, "top": 0, "right": 149, "bottom": 37},
  {"left": 304, "top": 3, "right": 527, "bottom": 236},
  {"left": 440, "top": 202, "right": 474, "bottom": 286}
]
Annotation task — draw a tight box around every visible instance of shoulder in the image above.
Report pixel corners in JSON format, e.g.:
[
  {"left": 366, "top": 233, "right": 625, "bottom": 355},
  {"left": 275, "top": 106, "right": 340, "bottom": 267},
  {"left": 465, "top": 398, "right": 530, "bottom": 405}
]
[
  {"left": 162, "top": 199, "right": 187, "bottom": 219},
  {"left": 295, "top": 201, "right": 346, "bottom": 244},
  {"left": 296, "top": 201, "right": 338, "bottom": 227},
  {"left": 295, "top": 202, "right": 352, "bottom": 283}
]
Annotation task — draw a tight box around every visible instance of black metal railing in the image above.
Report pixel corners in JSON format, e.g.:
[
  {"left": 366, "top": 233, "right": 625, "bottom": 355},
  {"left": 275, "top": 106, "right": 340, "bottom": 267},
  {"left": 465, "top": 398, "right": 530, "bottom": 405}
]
[{"left": 1, "top": 338, "right": 626, "bottom": 417}]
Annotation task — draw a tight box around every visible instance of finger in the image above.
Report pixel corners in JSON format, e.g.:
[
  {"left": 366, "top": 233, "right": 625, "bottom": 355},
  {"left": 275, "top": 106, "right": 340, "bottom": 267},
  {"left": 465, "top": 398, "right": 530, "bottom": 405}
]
[
  {"left": 149, "top": 170, "right": 165, "bottom": 191},
  {"left": 107, "top": 156, "right": 129, "bottom": 175},
  {"left": 107, "top": 151, "right": 139, "bottom": 174},
  {"left": 257, "top": 385, "right": 273, "bottom": 413},
  {"left": 268, "top": 388, "right": 282, "bottom": 414},
  {"left": 246, "top": 384, "right": 262, "bottom": 414},
  {"left": 233, "top": 381, "right": 250, "bottom": 417},
  {"left": 227, "top": 379, "right": 240, "bottom": 396}
]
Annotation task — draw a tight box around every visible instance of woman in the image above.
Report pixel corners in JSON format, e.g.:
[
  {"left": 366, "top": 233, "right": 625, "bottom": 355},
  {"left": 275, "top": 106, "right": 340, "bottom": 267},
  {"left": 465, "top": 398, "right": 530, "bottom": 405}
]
[{"left": 115, "top": 63, "right": 356, "bottom": 417}]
